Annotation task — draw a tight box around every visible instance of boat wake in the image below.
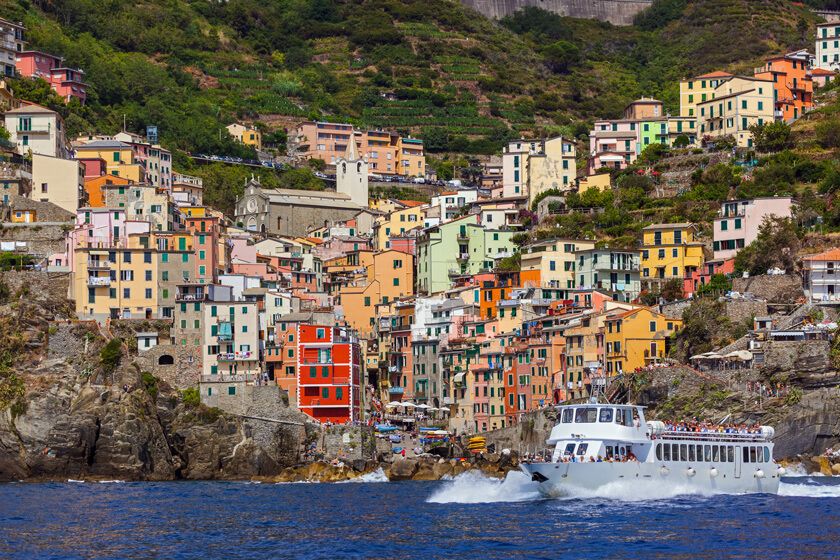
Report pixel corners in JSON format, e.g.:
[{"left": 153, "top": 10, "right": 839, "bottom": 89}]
[
  {"left": 778, "top": 478, "right": 840, "bottom": 498},
  {"left": 427, "top": 471, "right": 543, "bottom": 503}
]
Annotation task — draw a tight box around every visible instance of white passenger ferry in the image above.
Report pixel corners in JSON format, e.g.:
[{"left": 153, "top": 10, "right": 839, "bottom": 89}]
[{"left": 520, "top": 404, "right": 783, "bottom": 496}]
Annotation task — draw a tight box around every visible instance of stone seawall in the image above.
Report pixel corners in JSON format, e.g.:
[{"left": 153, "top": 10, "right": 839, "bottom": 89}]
[{"left": 459, "top": 0, "right": 653, "bottom": 25}]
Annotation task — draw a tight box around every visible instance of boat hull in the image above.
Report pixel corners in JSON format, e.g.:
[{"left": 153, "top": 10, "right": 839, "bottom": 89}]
[{"left": 520, "top": 461, "right": 781, "bottom": 496}]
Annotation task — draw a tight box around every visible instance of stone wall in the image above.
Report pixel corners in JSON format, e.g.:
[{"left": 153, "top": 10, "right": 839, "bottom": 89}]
[
  {"left": 724, "top": 300, "right": 768, "bottom": 325},
  {"left": 477, "top": 409, "right": 556, "bottom": 454},
  {"left": 0, "top": 223, "right": 70, "bottom": 257},
  {"left": 459, "top": 0, "right": 653, "bottom": 25},
  {"left": 320, "top": 425, "right": 376, "bottom": 462},
  {"left": 134, "top": 344, "right": 202, "bottom": 390},
  {"left": 761, "top": 340, "right": 833, "bottom": 379},
  {"left": 3, "top": 270, "right": 69, "bottom": 302},
  {"left": 660, "top": 299, "right": 692, "bottom": 320},
  {"left": 732, "top": 274, "right": 803, "bottom": 304}
]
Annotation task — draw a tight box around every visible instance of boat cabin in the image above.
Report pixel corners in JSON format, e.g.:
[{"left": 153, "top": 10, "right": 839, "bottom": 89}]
[{"left": 548, "top": 404, "right": 651, "bottom": 462}]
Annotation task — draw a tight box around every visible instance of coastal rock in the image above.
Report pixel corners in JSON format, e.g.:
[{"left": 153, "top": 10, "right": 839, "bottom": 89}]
[
  {"left": 832, "top": 463, "right": 840, "bottom": 476},
  {"left": 387, "top": 459, "right": 418, "bottom": 481}
]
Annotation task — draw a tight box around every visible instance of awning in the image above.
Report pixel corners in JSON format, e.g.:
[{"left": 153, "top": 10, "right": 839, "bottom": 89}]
[
  {"left": 724, "top": 350, "right": 753, "bottom": 361},
  {"left": 453, "top": 372, "right": 466, "bottom": 385},
  {"left": 401, "top": 402, "right": 416, "bottom": 408}
]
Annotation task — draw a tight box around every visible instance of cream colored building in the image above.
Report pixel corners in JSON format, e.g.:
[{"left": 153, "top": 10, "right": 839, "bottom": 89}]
[
  {"left": 226, "top": 123, "right": 262, "bottom": 151},
  {"left": 697, "top": 76, "right": 775, "bottom": 148},
  {"left": 201, "top": 300, "right": 260, "bottom": 380},
  {"left": 373, "top": 204, "right": 426, "bottom": 250},
  {"left": 4, "top": 103, "right": 68, "bottom": 158},
  {"left": 502, "top": 137, "right": 576, "bottom": 201},
  {"left": 520, "top": 238, "right": 596, "bottom": 291},
  {"left": 31, "top": 153, "right": 83, "bottom": 213},
  {"left": 102, "top": 183, "right": 173, "bottom": 231}
]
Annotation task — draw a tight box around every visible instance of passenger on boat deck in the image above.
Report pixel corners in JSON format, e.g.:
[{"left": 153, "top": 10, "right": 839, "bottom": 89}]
[{"left": 660, "top": 420, "right": 763, "bottom": 435}]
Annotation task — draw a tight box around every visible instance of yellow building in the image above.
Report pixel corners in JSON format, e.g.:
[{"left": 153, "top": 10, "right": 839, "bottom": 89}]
[
  {"left": 396, "top": 137, "right": 425, "bottom": 178},
  {"left": 640, "top": 223, "right": 705, "bottom": 286},
  {"left": 226, "top": 123, "right": 262, "bottom": 151},
  {"left": 577, "top": 173, "right": 611, "bottom": 192},
  {"left": 75, "top": 140, "right": 143, "bottom": 182},
  {"left": 338, "top": 249, "right": 414, "bottom": 336},
  {"left": 72, "top": 231, "right": 195, "bottom": 321},
  {"left": 373, "top": 204, "right": 426, "bottom": 250},
  {"left": 679, "top": 71, "right": 732, "bottom": 117},
  {"left": 604, "top": 307, "right": 682, "bottom": 374},
  {"left": 696, "top": 76, "right": 775, "bottom": 148}
]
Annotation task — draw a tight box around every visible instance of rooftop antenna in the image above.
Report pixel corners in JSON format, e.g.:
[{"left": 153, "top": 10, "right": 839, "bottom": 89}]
[{"left": 123, "top": 114, "right": 126, "bottom": 132}]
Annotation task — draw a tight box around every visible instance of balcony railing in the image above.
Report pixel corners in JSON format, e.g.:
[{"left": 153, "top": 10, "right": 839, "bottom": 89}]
[
  {"left": 86, "top": 260, "right": 111, "bottom": 270},
  {"left": 388, "top": 387, "right": 404, "bottom": 394},
  {"left": 17, "top": 125, "right": 51, "bottom": 134},
  {"left": 87, "top": 276, "right": 111, "bottom": 287},
  {"left": 217, "top": 351, "right": 257, "bottom": 361},
  {"left": 200, "top": 373, "right": 255, "bottom": 383},
  {"left": 176, "top": 292, "right": 206, "bottom": 302}
]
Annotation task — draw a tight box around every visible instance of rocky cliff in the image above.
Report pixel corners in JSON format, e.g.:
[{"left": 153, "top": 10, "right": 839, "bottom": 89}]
[{"left": 459, "top": 0, "right": 653, "bottom": 25}]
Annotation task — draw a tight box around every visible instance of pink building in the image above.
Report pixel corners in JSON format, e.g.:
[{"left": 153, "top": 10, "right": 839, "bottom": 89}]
[
  {"left": 16, "top": 51, "right": 87, "bottom": 104},
  {"left": 589, "top": 120, "right": 639, "bottom": 173},
  {"left": 713, "top": 197, "right": 794, "bottom": 260},
  {"left": 228, "top": 236, "right": 257, "bottom": 263},
  {"left": 231, "top": 262, "right": 279, "bottom": 283},
  {"left": 77, "top": 157, "right": 107, "bottom": 178},
  {"left": 312, "top": 235, "right": 372, "bottom": 262}
]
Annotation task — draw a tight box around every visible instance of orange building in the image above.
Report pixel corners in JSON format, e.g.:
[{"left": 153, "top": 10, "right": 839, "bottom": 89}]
[
  {"left": 296, "top": 325, "right": 362, "bottom": 424},
  {"left": 185, "top": 215, "right": 220, "bottom": 284},
  {"left": 83, "top": 175, "right": 132, "bottom": 208},
  {"left": 754, "top": 54, "right": 814, "bottom": 121}
]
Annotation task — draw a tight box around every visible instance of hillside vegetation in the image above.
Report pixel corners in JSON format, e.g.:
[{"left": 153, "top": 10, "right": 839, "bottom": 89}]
[{"left": 0, "top": 0, "right": 820, "bottom": 159}]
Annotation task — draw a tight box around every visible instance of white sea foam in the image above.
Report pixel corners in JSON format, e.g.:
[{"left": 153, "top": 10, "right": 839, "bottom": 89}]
[
  {"left": 778, "top": 480, "right": 840, "bottom": 498},
  {"left": 66, "top": 479, "right": 85, "bottom": 483},
  {"left": 427, "top": 471, "right": 543, "bottom": 503},
  {"left": 97, "top": 480, "right": 126, "bottom": 484},
  {"left": 339, "top": 468, "right": 389, "bottom": 483},
  {"left": 779, "top": 463, "right": 823, "bottom": 477},
  {"left": 428, "top": 471, "right": 726, "bottom": 504}
]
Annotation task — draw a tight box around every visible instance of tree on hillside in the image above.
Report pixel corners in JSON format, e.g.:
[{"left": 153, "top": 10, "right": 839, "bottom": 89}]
[
  {"left": 734, "top": 216, "right": 800, "bottom": 275},
  {"left": 673, "top": 134, "right": 690, "bottom": 148},
  {"left": 638, "top": 143, "right": 669, "bottom": 165},
  {"left": 542, "top": 41, "right": 580, "bottom": 74},
  {"left": 749, "top": 121, "right": 791, "bottom": 152}
]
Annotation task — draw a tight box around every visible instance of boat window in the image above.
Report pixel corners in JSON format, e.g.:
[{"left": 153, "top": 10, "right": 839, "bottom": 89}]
[
  {"left": 712, "top": 445, "right": 719, "bottom": 462},
  {"left": 688, "top": 444, "right": 695, "bottom": 462},
  {"left": 576, "top": 443, "right": 589, "bottom": 456},
  {"left": 626, "top": 410, "right": 636, "bottom": 427},
  {"left": 655, "top": 444, "right": 662, "bottom": 461},
  {"left": 704, "top": 445, "right": 711, "bottom": 462},
  {"left": 742, "top": 446, "right": 749, "bottom": 463},
  {"left": 680, "top": 444, "right": 687, "bottom": 462},
  {"left": 727, "top": 446, "right": 734, "bottom": 463},
  {"left": 619, "top": 446, "right": 626, "bottom": 459},
  {"left": 564, "top": 443, "right": 576, "bottom": 457},
  {"left": 749, "top": 447, "right": 757, "bottom": 463},
  {"left": 614, "top": 408, "right": 624, "bottom": 424},
  {"left": 599, "top": 408, "right": 613, "bottom": 423},
  {"left": 663, "top": 444, "right": 671, "bottom": 461},
  {"left": 574, "top": 407, "right": 597, "bottom": 423},
  {"left": 696, "top": 445, "right": 703, "bottom": 461},
  {"left": 764, "top": 447, "right": 770, "bottom": 462},
  {"left": 562, "top": 408, "right": 573, "bottom": 423}
]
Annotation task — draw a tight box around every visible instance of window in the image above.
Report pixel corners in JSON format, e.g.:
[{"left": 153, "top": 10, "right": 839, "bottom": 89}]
[
  {"left": 228, "top": 386, "right": 236, "bottom": 396},
  {"left": 316, "top": 328, "right": 325, "bottom": 339},
  {"left": 321, "top": 387, "right": 329, "bottom": 399},
  {"left": 649, "top": 321, "right": 656, "bottom": 332}
]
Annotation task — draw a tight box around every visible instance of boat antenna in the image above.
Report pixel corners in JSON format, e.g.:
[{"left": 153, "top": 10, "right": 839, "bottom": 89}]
[{"left": 717, "top": 413, "right": 731, "bottom": 425}]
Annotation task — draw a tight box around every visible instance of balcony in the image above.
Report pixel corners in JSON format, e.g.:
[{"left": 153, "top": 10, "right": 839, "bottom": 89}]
[
  {"left": 388, "top": 387, "right": 404, "bottom": 395},
  {"left": 176, "top": 291, "right": 206, "bottom": 302},
  {"left": 87, "top": 260, "right": 111, "bottom": 270},
  {"left": 216, "top": 351, "right": 256, "bottom": 361},
  {"left": 87, "top": 276, "right": 111, "bottom": 287},
  {"left": 200, "top": 373, "right": 255, "bottom": 383},
  {"left": 17, "top": 125, "right": 51, "bottom": 134},
  {"left": 456, "top": 253, "right": 470, "bottom": 261},
  {"left": 456, "top": 233, "right": 470, "bottom": 242}
]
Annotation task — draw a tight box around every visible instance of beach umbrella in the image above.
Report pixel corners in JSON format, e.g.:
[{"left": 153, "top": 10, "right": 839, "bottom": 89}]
[{"left": 401, "top": 402, "right": 416, "bottom": 408}]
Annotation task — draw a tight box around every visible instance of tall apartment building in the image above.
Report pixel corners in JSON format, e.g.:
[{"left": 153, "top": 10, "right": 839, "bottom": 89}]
[
  {"left": 295, "top": 325, "right": 362, "bottom": 424},
  {"left": 294, "top": 121, "right": 425, "bottom": 177},
  {"left": 817, "top": 22, "right": 840, "bottom": 71},
  {"left": 754, "top": 52, "right": 814, "bottom": 122},
  {"left": 0, "top": 18, "right": 25, "bottom": 78},
  {"left": 502, "top": 137, "right": 576, "bottom": 201}
]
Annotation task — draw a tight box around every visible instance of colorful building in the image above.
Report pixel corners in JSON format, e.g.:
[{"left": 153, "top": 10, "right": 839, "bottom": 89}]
[
  {"left": 640, "top": 223, "right": 706, "bottom": 294},
  {"left": 604, "top": 306, "right": 682, "bottom": 374},
  {"left": 502, "top": 137, "right": 576, "bottom": 201},
  {"left": 226, "top": 123, "right": 262, "bottom": 151},
  {"left": 696, "top": 76, "right": 775, "bottom": 148},
  {"left": 520, "top": 238, "right": 596, "bottom": 292},
  {"left": 15, "top": 50, "right": 87, "bottom": 104},
  {"left": 754, "top": 52, "right": 814, "bottom": 122},
  {"left": 678, "top": 71, "right": 733, "bottom": 117},
  {"left": 74, "top": 140, "right": 143, "bottom": 182},
  {"left": 4, "top": 103, "right": 68, "bottom": 158},
  {"left": 295, "top": 324, "right": 362, "bottom": 424},
  {"left": 817, "top": 22, "right": 840, "bottom": 72},
  {"left": 713, "top": 197, "right": 794, "bottom": 260},
  {"left": 575, "top": 248, "right": 641, "bottom": 302}
]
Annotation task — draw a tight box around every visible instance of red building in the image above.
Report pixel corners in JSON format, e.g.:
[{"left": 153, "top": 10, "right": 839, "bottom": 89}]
[
  {"left": 16, "top": 50, "right": 87, "bottom": 104},
  {"left": 296, "top": 325, "right": 362, "bottom": 424}
]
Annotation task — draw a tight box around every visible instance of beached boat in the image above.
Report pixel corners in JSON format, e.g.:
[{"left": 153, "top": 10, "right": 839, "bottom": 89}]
[{"left": 520, "top": 403, "right": 783, "bottom": 496}]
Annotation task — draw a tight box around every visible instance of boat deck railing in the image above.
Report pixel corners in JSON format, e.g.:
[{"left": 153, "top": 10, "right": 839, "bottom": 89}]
[{"left": 650, "top": 430, "right": 771, "bottom": 443}]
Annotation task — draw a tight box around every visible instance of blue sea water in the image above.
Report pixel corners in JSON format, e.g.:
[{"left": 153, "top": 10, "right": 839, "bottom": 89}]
[{"left": 1, "top": 472, "right": 838, "bottom": 559}]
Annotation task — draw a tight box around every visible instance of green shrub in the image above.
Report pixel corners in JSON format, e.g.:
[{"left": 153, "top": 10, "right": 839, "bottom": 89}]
[
  {"left": 181, "top": 387, "right": 200, "bottom": 407},
  {"left": 99, "top": 339, "right": 123, "bottom": 374},
  {"left": 141, "top": 372, "right": 159, "bottom": 400}
]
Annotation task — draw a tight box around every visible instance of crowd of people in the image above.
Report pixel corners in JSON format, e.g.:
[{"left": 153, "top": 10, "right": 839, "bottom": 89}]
[
  {"left": 661, "top": 419, "right": 763, "bottom": 434},
  {"left": 745, "top": 381, "right": 790, "bottom": 399}
]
